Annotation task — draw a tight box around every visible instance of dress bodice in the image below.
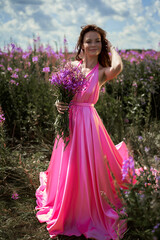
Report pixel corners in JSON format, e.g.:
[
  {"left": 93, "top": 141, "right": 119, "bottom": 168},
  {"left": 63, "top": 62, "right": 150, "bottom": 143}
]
[{"left": 71, "top": 61, "right": 100, "bottom": 105}]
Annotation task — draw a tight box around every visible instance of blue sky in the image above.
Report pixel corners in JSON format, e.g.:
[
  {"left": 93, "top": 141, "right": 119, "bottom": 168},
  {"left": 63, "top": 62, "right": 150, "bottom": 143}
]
[{"left": 0, "top": 0, "right": 160, "bottom": 51}]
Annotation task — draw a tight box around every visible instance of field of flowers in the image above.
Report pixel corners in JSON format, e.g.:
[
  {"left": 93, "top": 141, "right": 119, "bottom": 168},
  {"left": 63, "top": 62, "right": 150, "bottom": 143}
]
[{"left": 0, "top": 38, "right": 160, "bottom": 240}]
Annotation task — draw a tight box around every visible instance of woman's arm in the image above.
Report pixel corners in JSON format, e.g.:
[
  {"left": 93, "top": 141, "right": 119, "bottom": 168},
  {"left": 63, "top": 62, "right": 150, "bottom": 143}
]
[{"left": 103, "top": 42, "right": 123, "bottom": 82}]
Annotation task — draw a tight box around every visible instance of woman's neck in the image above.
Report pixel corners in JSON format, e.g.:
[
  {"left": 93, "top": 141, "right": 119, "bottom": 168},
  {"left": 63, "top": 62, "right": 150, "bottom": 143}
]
[{"left": 82, "top": 56, "right": 98, "bottom": 69}]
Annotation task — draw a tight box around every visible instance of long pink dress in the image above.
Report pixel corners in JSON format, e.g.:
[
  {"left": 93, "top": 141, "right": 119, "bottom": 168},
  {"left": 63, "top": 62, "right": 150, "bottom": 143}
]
[{"left": 35, "top": 62, "right": 129, "bottom": 240}]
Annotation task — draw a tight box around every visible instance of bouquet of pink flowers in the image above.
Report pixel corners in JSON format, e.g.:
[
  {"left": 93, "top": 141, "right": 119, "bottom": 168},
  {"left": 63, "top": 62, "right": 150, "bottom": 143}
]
[{"left": 50, "top": 61, "right": 88, "bottom": 149}]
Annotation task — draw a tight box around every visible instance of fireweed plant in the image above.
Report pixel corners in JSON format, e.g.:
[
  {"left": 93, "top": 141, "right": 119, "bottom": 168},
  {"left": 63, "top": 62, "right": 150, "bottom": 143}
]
[
  {"left": 50, "top": 61, "right": 88, "bottom": 148},
  {"left": 119, "top": 133, "right": 160, "bottom": 240}
]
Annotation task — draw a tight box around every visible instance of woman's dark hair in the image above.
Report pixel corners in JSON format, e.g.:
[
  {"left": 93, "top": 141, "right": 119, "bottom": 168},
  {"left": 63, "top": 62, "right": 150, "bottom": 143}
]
[{"left": 76, "top": 24, "right": 111, "bottom": 67}]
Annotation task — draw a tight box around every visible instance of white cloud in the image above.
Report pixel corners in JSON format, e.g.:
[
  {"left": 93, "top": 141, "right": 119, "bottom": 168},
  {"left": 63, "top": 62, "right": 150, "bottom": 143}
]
[
  {"left": 111, "top": 21, "right": 160, "bottom": 50},
  {"left": 0, "top": 0, "right": 160, "bottom": 51},
  {"left": 25, "top": 5, "right": 38, "bottom": 16},
  {"left": 21, "top": 18, "right": 40, "bottom": 32},
  {"left": 154, "top": 0, "right": 160, "bottom": 16},
  {"left": 106, "top": 0, "right": 129, "bottom": 17},
  {"left": 127, "top": 0, "right": 143, "bottom": 13}
]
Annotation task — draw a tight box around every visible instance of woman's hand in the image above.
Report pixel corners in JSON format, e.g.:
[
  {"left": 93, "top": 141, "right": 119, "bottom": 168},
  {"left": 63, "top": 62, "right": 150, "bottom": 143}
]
[{"left": 55, "top": 100, "right": 69, "bottom": 114}]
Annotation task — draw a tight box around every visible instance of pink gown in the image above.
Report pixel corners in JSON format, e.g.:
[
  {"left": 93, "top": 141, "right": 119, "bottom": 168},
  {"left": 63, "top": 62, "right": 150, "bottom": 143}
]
[{"left": 35, "top": 62, "right": 129, "bottom": 240}]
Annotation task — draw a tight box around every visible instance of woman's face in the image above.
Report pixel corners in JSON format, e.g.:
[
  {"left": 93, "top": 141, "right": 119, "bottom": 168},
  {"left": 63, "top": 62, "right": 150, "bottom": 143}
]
[{"left": 82, "top": 31, "right": 102, "bottom": 57}]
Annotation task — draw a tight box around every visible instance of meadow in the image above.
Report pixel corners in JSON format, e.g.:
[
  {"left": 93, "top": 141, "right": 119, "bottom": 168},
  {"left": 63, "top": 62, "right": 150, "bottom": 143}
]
[{"left": 0, "top": 38, "right": 160, "bottom": 240}]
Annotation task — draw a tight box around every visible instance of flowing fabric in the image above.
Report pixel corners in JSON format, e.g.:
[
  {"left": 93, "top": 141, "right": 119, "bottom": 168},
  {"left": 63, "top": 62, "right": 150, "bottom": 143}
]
[{"left": 35, "top": 62, "right": 130, "bottom": 240}]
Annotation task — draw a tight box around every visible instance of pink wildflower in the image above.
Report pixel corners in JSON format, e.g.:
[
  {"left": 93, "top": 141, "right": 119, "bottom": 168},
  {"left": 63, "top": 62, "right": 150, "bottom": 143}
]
[
  {"left": 24, "top": 74, "right": 28, "bottom": 78},
  {"left": 154, "top": 156, "right": 160, "bottom": 162},
  {"left": 100, "top": 87, "right": 106, "bottom": 93},
  {"left": 7, "top": 67, "right": 12, "bottom": 71},
  {"left": 42, "top": 67, "right": 50, "bottom": 72},
  {"left": 10, "top": 80, "right": 19, "bottom": 85},
  {"left": 33, "top": 36, "right": 40, "bottom": 42},
  {"left": 122, "top": 156, "right": 135, "bottom": 181},
  {"left": 32, "top": 56, "right": 38, "bottom": 62},
  {"left": 64, "top": 37, "right": 67, "bottom": 44},
  {"left": 0, "top": 113, "right": 5, "bottom": 123},
  {"left": 138, "top": 136, "right": 143, "bottom": 141},
  {"left": 132, "top": 82, "right": 137, "bottom": 87},
  {"left": 130, "top": 57, "right": 137, "bottom": 63},
  {"left": 22, "top": 53, "right": 28, "bottom": 59},
  {"left": 144, "top": 147, "right": 150, "bottom": 153},
  {"left": 27, "top": 45, "right": 32, "bottom": 51},
  {"left": 11, "top": 192, "right": 19, "bottom": 200},
  {"left": 11, "top": 73, "right": 18, "bottom": 78},
  {"left": 59, "top": 49, "right": 64, "bottom": 58}
]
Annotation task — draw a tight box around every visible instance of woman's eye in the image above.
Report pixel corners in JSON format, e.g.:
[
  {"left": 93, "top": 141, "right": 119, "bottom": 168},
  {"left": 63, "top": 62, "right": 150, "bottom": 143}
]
[{"left": 85, "top": 40, "right": 101, "bottom": 43}]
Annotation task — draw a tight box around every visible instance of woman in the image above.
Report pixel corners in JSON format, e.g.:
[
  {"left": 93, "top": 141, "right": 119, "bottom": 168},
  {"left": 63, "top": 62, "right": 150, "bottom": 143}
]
[{"left": 36, "top": 24, "right": 129, "bottom": 240}]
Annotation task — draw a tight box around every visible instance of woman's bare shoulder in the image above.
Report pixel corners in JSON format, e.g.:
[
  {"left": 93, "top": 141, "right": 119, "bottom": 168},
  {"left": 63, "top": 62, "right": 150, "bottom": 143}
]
[{"left": 71, "top": 60, "right": 80, "bottom": 67}]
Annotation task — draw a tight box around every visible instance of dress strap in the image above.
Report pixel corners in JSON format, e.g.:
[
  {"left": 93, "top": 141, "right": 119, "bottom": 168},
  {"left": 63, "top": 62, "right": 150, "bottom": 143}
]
[{"left": 77, "top": 60, "right": 83, "bottom": 67}]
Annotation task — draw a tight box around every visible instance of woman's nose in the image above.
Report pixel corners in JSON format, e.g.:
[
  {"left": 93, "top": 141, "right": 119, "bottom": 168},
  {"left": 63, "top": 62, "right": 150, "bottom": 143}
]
[{"left": 91, "top": 42, "right": 96, "bottom": 46}]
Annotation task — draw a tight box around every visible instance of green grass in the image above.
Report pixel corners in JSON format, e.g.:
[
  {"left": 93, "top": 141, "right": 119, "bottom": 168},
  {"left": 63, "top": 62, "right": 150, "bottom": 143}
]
[{"left": 0, "top": 143, "right": 50, "bottom": 240}]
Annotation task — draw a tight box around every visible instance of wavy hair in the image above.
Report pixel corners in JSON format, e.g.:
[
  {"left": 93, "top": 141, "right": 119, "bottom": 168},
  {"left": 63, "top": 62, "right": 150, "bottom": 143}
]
[{"left": 76, "top": 24, "right": 111, "bottom": 67}]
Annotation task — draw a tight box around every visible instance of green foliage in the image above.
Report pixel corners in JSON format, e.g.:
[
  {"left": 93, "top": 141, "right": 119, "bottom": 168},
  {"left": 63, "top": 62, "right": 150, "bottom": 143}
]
[
  {"left": 121, "top": 123, "right": 160, "bottom": 240},
  {"left": 96, "top": 58, "right": 160, "bottom": 143},
  {"left": 0, "top": 49, "right": 59, "bottom": 144}
]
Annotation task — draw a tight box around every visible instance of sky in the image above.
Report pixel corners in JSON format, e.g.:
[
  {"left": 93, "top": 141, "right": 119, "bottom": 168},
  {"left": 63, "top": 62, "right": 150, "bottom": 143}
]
[{"left": 0, "top": 0, "right": 160, "bottom": 52}]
